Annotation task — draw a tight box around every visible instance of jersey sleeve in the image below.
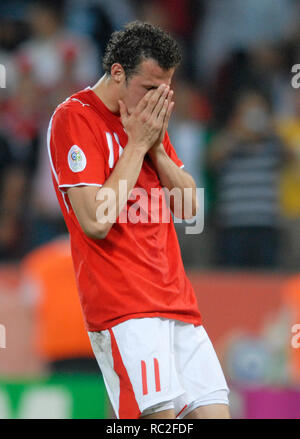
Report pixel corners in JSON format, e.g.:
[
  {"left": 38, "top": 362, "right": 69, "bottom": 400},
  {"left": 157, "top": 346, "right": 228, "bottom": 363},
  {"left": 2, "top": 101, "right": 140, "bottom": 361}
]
[
  {"left": 163, "top": 131, "right": 184, "bottom": 168},
  {"left": 49, "top": 106, "right": 107, "bottom": 191}
]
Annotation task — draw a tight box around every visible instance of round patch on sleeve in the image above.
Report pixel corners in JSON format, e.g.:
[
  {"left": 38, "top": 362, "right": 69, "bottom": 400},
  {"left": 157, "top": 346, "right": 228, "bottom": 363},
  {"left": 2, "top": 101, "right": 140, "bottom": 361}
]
[{"left": 68, "top": 145, "right": 87, "bottom": 172}]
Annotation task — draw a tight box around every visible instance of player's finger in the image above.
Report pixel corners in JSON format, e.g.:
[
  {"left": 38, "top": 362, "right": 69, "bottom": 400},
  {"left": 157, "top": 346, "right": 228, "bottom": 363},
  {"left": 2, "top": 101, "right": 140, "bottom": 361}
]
[
  {"left": 162, "top": 100, "right": 174, "bottom": 131},
  {"left": 151, "top": 86, "right": 170, "bottom": 119},
  {"left": 156, "top": 96, "right": 169, "bottom": 127},
  {"left": 134, "top": 89, "right": 155, "bottom": 114},
  {"left": 157, "top": 100, "right": 174, "bottom": 145},
  {"left": 161, "top": 100, "right": 175, "bottom": 136},
  {"left": 118, "top": 100, "right": 129, "bottom": 120},
  {"left": 162, "top": 91, "right": 174, "bottom": 121},
  {"left": 162, "top": 89, "right": 173, "bottom": 119},
  {"left": 143, "top": 84, "right": 167, "bottom": 116}
]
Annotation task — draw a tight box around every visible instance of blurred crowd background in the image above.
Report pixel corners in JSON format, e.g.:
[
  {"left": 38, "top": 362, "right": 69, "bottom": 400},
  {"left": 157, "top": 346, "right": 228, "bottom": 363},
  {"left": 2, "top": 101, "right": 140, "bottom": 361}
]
[
  {"left": 1, "top": 0, "right": 300, "bottom": 419},
  {"left": 1, "top": 0, "right": 300, "bottom": 270}
]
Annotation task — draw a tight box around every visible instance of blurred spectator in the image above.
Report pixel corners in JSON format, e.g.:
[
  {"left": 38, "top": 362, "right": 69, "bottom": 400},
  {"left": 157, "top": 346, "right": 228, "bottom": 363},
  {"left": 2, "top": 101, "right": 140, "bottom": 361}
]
[
  {"left": 276, "top": 89, "right": 300, "bottom": 268},
  {"left": 137, "top": 0, "right": 204, "bottom": 80},
  {"left": 194, "top": 0, "right": 293, "bottom": 81},
  {"left": 64, "top": 0, "right": 133, "bottom": 67},
  {"left": 207, "top": 90, "right": 290, "bottom": 269},
  {"left": 12, "top": 1, "right": 102, "bottom": 251},
  {"left": 20, "top": 235, "right": 98, "bottom": 373},
  {"left": 276, "top": 90, "right": 300, "bottom": 217},
  {"left": 168, "top": 79, "right": 211, "bottom": 191},
  {"left": 247, "top": 43, "right": 295, "bottom": 120},
  {"left": 168, "top": 79, "right": 212, "bottom": 268},
  {"left": 0, "top": 17, "right": 28, "bottom": 96},
  {"left": 65, "top": 0, "right": 136, "bottom": 51},
  {"left": 16, "top": 1, "right": 99, "bottom": 94},
  {"left": 28, "top": 125, "right": 67, "bottom": 251},
  {"left": 210, "top": 49, "right": 255, "bottom": 129},
  {"left": 138, "top": 0, "right": 200, "bottom": 41},
  {"left": 0, "top": 134, "right": 27, "bottom": 261},
  {"left": 211, "top": 43, "right": 294, "bottom": 129},
  {"left": 0, "top": 56, "right": 41, "bottom": 260}
]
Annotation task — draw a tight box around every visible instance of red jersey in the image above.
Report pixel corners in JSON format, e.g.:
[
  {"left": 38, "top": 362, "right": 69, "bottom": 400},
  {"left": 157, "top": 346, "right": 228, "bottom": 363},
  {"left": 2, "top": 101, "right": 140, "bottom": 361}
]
[{"left": 47, "top": 87, "right": 202, "bottom": 331}]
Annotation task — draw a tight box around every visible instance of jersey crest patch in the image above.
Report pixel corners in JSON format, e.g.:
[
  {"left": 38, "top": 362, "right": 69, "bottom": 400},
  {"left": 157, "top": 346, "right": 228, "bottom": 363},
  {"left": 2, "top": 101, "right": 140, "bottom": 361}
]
[{"left": 68, "top": 145, "right": 87, "bottom": 172}]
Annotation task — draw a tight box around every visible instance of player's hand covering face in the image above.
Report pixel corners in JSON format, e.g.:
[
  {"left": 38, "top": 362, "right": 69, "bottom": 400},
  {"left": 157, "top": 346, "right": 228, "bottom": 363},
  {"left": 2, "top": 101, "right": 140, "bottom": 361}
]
[{"left": 119, "top": 84, "right": 174, "bottom": 153}]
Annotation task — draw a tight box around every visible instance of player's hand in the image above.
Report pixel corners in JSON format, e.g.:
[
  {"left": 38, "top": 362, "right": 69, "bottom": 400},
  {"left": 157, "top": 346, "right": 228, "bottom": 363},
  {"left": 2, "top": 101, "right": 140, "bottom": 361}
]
[
  {"left": 119, "top": 84, "right": 172, "bottom": 153},
  {"left": 150, "top": 88, "right": 174, "bottom": 153}
]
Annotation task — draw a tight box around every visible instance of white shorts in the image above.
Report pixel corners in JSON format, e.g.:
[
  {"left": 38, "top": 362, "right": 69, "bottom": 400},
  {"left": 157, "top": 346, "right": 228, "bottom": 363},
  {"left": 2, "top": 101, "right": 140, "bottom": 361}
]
[{"left": 88, "top": 317, "right": 229, "bottom": 419}]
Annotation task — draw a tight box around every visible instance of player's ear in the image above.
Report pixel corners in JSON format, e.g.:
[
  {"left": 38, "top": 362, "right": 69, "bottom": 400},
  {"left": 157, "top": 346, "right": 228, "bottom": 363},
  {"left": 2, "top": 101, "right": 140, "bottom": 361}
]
[{"left": 111, "top": 63, "right": 126, "bottom": 85}]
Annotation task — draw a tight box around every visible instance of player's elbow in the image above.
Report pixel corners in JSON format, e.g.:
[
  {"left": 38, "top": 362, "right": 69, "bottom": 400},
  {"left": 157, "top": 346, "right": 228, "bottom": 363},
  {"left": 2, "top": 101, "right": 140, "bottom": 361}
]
[
  {"left": 82, "top": 221, "right": 110, "bottom": 240},
  {"left": 173, "top": 196, "right": 198, "bottom": 219}
]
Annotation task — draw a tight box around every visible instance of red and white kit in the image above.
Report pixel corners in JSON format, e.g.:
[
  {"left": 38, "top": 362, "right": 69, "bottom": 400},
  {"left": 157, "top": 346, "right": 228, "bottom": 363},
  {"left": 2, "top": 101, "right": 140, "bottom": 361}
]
[{"left": 48, "top": 87, "right": 229, "bottom": 418}]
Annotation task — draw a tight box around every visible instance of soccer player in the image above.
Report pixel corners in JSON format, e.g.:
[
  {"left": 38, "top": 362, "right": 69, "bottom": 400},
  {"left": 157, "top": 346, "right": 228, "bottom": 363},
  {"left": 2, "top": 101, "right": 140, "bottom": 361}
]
[{"left": 47, "top": 21, "right": 230, "bottom": 419}]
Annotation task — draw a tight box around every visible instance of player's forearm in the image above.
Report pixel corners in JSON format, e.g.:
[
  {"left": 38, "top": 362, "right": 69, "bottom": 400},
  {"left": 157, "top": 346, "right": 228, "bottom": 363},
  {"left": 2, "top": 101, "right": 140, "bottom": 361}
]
[
  {"left": 94, "top": 143, "right": 146, "bottom": 237},
  {"left": 149, "top": 144, "right": 198, "bottom": 218}
]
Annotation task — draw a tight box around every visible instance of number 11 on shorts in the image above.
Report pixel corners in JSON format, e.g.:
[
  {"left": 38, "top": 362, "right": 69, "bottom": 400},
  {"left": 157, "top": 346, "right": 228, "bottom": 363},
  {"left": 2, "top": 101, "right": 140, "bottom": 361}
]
[{"left": 141, "top": 358, "right": 161, "bottom": 395}]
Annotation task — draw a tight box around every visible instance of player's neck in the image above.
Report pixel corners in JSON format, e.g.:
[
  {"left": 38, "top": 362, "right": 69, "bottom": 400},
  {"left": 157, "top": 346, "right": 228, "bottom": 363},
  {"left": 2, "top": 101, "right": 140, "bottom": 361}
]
[{"left": 91, "top": 75, "right": 120, "bottom": 114}]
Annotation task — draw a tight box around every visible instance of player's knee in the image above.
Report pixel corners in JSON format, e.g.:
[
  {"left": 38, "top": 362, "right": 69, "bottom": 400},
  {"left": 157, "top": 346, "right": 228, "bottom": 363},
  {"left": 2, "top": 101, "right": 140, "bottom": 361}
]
[
  {"left": 139, "top": 399, "right": 176, "bottom": 419},
  {"left": 184, "top": 403, "right": 230, "bottom": 419},
  {"left": 215, "top": 404, "right": 231, "bottom": 419},
  {"left": 140, "top": 409, "right": 176, "bottom": 419}
]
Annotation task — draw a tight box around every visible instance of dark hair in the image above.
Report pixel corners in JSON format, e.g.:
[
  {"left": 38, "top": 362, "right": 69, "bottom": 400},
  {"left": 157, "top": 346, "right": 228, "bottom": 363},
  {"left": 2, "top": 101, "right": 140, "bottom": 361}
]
[{"left": 102, "top": 21, "right": 182, "bottom": 79}]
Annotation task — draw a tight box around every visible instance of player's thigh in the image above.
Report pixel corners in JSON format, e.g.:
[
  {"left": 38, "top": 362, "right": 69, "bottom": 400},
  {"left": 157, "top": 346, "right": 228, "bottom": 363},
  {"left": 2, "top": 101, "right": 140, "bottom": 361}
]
[{"left": 172, "top": 323, "right": 230, "bottom": 419}]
